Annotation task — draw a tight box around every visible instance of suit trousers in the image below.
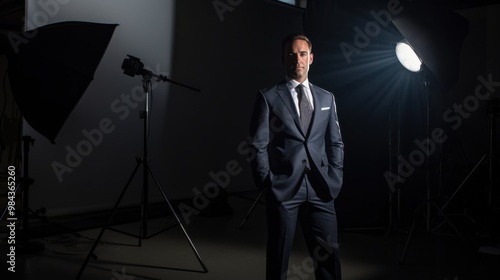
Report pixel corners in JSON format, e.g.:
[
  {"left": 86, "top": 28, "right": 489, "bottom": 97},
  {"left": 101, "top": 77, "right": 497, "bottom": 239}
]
[{"left": 265, "top": 172, "right": 341, "bottom": 280}]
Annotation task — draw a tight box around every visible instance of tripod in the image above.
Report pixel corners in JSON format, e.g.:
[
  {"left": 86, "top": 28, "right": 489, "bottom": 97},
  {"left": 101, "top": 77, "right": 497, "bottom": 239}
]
[
  {"left": 432, "top": 98, "right": 498, "bottom": 234},
  {"left": 77, "top": 73, "right": 207, "bottom": 279}
]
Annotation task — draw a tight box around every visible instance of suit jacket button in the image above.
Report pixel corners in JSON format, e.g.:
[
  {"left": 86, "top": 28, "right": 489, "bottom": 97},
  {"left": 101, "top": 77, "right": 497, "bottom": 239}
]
[{"left": 302, "top": 159, "right": 307, "bottom": 164}]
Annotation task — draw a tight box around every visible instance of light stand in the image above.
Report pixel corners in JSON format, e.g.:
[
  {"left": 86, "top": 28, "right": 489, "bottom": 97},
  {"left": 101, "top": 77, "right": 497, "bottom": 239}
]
[
  {"left": 18, "top": 136, "right": 45, "bottom": 251},
  {"left": 389, "top": 0, "right": 470, "bottom": 261},
  {"left": 77, "top": 56, "right": 207, "bottom": 279},
  {"left": 385, "top": 81, "right": 407, "bottom": 239},
  {"left": 400, "top": 72, "right": 436, "bottom": 263},
  {"left": 1, "top": 136, "right": 44, "bottom": 252},
  {"left": 394, "top": 51, "right": 460, "bottom": 263}
]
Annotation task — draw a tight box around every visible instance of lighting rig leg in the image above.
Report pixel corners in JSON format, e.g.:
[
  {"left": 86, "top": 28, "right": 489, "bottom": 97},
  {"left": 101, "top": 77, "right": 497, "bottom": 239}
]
[{"left": 239, "top": 190, "right": 265, "bottom": 229}]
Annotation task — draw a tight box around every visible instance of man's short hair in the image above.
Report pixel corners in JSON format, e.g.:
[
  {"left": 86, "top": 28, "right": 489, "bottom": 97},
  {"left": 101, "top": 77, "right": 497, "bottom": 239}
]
[{"left": 281, "top": 33, "right": 313, "bottom": 54}]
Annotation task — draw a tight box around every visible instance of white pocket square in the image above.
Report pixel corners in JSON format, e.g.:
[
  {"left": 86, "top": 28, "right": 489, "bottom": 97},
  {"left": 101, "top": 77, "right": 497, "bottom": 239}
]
[{"left": 321, "top": 107, "right": 330, "bottom": 111}]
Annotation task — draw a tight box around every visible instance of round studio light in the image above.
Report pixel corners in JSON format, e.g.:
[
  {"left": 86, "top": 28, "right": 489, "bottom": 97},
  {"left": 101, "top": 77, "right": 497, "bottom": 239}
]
[{"left": 395, "top": 41, "right": 422, "bottom": 72}]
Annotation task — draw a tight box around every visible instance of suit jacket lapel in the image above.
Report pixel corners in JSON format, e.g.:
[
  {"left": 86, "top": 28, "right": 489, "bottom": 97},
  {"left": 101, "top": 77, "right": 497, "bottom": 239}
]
[{"left": 276, "top": 81, "right": 303, "bottom": 135}]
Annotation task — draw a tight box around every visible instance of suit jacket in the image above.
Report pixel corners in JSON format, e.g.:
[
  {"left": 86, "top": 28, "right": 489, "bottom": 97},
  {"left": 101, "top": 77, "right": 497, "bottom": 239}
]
[{"left": 249, "top": 80, "right": 344, "bottom": 202}]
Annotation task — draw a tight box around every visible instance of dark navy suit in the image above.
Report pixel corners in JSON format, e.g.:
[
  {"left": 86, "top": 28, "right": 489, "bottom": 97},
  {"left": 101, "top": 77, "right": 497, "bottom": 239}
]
[{"left": 249, "top": 79, "right": 344, "bottom": 280}]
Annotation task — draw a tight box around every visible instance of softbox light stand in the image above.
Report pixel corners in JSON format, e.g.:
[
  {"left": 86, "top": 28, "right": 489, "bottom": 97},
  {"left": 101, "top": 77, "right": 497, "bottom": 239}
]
[
  {"left": 2, "top": 21, "right": 116, "bottom": 254},
  {"left": 390, "top": 0, "right": 469, "bottom": 263},
  {"left": 77, "top": 70, "right": 207, "bottom": 279},
  {"left": 1, "top": 136, "right": 44, "bottom": 252}
]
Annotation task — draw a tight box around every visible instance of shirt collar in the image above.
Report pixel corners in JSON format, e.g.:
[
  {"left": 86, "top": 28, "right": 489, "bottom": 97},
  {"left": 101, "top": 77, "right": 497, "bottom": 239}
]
[{"left": 285, "top": 76, "right": 310, "bottom": 91}]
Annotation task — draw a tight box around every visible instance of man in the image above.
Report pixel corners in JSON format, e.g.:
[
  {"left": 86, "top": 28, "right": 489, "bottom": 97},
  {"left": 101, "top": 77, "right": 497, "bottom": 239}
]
[{"left": 249, "top": 33, "right": 344, "bottom": 280}]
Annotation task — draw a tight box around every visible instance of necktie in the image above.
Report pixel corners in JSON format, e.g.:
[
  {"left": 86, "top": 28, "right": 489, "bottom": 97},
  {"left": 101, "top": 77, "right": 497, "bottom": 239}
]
[{"left": 297, "top": 84, "right": 312, "bottom": 133}]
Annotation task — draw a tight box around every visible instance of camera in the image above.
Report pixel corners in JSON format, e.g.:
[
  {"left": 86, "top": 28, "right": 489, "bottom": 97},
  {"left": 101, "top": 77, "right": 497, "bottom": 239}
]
[
  {"left": 121, "top": 55, "right": 147, "bottom": 77},
  {"left": 120, "top": 55, "right": 177, "bottom": 85}
]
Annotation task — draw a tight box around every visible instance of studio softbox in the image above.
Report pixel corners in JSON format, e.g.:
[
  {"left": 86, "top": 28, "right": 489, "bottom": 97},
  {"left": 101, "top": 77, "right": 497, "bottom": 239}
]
[
  {"left": 391, "top": 0, "right": 469, "bottom": 91},
  {"left": 2, "top": 21, "right": 117, "bottom": 143}
]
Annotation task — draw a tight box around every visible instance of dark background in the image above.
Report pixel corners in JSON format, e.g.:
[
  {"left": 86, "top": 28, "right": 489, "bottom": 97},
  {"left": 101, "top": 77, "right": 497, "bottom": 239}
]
[{"left": 0, "top": 0, "right": 498, "bottom": 231}]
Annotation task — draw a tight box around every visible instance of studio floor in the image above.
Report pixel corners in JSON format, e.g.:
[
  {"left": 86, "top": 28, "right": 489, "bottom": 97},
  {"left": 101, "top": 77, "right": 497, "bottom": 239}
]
[{"left": 1, "top": 192, "right": 499, "bottom": 280}]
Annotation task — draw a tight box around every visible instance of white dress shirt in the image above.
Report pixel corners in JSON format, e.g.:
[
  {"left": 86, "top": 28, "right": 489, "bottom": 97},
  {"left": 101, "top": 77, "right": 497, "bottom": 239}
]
[{"left": 286, "top": 77, "right": 314, "bottom": 117}]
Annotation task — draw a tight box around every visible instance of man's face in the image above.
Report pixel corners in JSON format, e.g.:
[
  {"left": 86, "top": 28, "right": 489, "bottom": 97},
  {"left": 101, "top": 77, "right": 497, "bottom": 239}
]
[{"left": 282, "top": 39, "right": 313, "bottom": 83}]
